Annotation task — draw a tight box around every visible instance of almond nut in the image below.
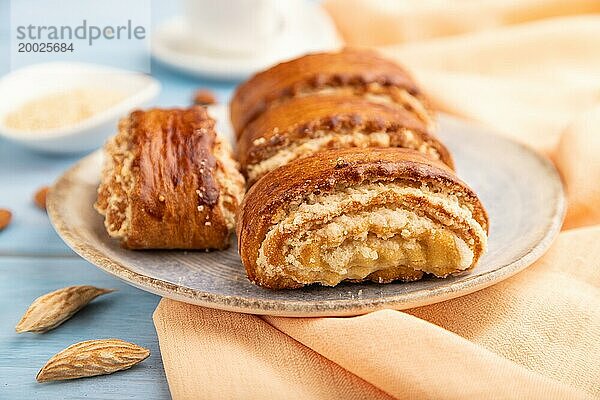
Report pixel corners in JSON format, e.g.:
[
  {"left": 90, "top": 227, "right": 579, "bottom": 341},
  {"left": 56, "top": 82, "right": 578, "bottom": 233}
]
[
  {"left": 37, "top": 339, "right": 150, "bottom": 382},
  {"left": 0, "top": 208, "right": 12, "bottom": 231},
  {"left": 34, "top": 186, "right": 49, "bottom": 210},
  {"left": 16, "top": 285, "right": 115, "bottom": 333}
]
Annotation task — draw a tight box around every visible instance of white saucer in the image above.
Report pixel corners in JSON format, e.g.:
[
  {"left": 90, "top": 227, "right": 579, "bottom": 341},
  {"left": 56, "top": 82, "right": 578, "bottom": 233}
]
[{"left": 151, "top": 2, "right": 342, "bottom": 80}]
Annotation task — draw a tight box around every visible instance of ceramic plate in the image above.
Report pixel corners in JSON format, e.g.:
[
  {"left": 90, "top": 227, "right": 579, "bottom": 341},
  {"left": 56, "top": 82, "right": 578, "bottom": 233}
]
[{"left": 47, "top": 108, "right": 565, "bottom": 317}]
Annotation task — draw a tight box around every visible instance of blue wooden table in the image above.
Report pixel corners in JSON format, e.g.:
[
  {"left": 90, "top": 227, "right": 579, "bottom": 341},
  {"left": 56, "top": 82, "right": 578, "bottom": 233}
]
[{"left": 0, "top": 2, "right": 239, "bottom": 398}]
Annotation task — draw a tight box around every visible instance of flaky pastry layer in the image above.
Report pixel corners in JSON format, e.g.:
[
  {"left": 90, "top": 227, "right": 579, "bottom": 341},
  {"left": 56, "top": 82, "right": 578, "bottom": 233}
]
[
  {"left": 294, "top": 84, "right": 434, "bottom": 130},
  {"left": 237, "top": 94, "right": 450, "bottom": 185},
  {"left": 95, "top": 107, "right": 245, "bottom": 250},
  {"left": 95, "top": 116, "right": 135, "bottom": 238},
  {"left": 213, "top": 136, "right": 246, "bottom": 231},
  {"left": 230, "top": 49, "right": 433, "bottom": 135},
  {"left": 246, "top": 129, "right": 441, "bottom": 185}
]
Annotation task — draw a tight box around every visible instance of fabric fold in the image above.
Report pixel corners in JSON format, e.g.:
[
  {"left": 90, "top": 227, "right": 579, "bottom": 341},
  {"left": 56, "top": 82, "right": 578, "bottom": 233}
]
[
  {"left": 555, "top": 107, "right": 600, "bottom": 229},
  {"left": 153, "top": 301, "right": 392, "bottom": 400},
  {"left": 265, "top": 310, "right": 589, "bottom": 400},
  {"left": 323, "top": 0, "right": 600, "bottom": 46},
  {"left": 377, "top": 16, "right": 600, "bottom": 154}
]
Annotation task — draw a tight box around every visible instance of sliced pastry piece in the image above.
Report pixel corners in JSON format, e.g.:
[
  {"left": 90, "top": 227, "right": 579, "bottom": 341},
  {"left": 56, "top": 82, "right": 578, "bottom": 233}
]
[
  {"left": 238, "top": 148, "right": 488, "bottom": 289},
  {"left": 95, "top": 106, "right": 245, "bottom": 250},
  {"left": 238, "top": 94, "right": 453, "bottom": 185},
  {"left": 230, "top": 48, "right": 434, "bottom": 136}
]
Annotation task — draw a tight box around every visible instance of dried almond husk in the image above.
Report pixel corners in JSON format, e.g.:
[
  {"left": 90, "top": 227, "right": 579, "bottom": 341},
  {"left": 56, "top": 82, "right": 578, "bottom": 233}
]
[
  {"left": 0, "top": 208, "right": 12, "bottom": 231},
  {"left": 34, "top": 186, "right": 49, "bottom": 210},
  {"left": 16, "top": 285, "right": 115, "bottom": 333},
  {"left": 37, "top": 339, "right": 150, "bottom": 382}
]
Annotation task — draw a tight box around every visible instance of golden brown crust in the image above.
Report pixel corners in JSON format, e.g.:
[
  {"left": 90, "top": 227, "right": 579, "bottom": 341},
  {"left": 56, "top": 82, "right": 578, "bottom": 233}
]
[
  {"left": 230, "top": 48, "right": 431, "bottom": 136},
  {"left": 238, "top": 94, "right": 453, "bottom": 184},
  {"left": 96, "top": 106, "right": 244, "bottom": 250},
  {"left": 237, "top": 148, "right": 488, "bottom": 289}
]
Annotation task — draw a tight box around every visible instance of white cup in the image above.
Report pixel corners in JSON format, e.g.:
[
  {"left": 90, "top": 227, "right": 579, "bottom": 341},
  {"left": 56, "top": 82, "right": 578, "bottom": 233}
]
[{"left": 182, "top": 0, "right": 284, "bottom": 55}]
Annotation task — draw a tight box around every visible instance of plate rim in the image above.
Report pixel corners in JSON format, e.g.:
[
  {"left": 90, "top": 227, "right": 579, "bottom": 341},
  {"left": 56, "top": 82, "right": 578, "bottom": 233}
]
[{"left": 47, "top": 115, "right": 566, "bottom": 317}]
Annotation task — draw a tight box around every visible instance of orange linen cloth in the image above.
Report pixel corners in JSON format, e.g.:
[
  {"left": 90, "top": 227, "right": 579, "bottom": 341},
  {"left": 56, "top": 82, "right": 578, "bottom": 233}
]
[{"left": 153, "top": 3, "right": 600, "bottom": 399}]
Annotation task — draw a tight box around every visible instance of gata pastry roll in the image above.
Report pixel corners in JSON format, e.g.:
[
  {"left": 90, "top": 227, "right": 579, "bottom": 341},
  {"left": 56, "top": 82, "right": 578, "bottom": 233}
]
[
  {"left": 238, "top": 94, "right": 453, "bottom": 185},
  {"left": 95, "top": 106, "right": 245, "bottom": 250},
  {"left": 230, "top": 48, "right": 434, "bottom": 136},
  {"left": 237, "top": 148, "right": 488, "bottom": 289}
]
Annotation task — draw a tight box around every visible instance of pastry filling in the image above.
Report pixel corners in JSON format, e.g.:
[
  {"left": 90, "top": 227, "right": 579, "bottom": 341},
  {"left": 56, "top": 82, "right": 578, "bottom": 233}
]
[
  {"left": 256, "top": 183, "right": 487, "bottom": 287},
  {"left": 247, "top": 130, "right": 440, "bottom": 183}
]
